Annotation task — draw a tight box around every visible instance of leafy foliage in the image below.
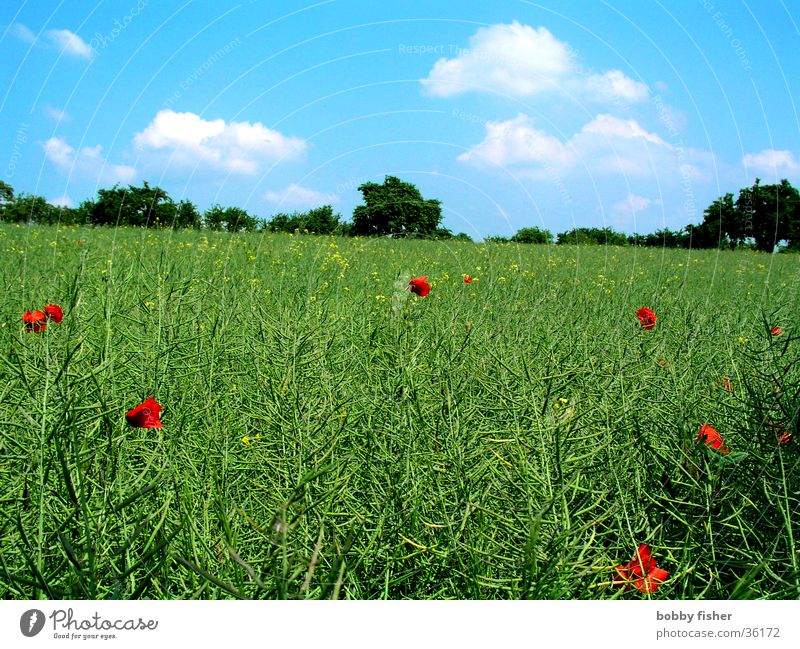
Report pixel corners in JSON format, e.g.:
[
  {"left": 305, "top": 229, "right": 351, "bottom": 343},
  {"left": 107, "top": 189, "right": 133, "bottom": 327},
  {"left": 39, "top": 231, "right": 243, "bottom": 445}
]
[
  {"left": 689, "top": 179, "right": 800, "bottom": 252},
  {"left": 266, "top": 205, "right": 342, "bottom": 234},
  {"left": 0, "top": 180, "right": 14, "bottom": 205},
  {"left": 204, "top": 204, "right": 258, "bottom": 232},
  {"left": 556, "top": 227, "right": 629, "bottom": 246},
  {"left": 351, "top": 176, "right": 441, "bottom": 237},
  {"left": 511, "top": 226, "right": 553, "bottom": 244}
]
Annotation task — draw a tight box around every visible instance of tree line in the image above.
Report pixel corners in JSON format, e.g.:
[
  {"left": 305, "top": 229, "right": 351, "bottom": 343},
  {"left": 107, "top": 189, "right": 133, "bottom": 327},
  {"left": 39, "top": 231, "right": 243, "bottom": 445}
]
[
  {"left": 0, "top": 176, "right": 468, "bottom": 240},
  {"left": 0, "top": 179, "right": 341, "bottom": 234},
  {"left": 1, "top": 176, "right": 798, "bottom": 251},
  {"left": 490, "top": 178, "right": 800, "bottom": 251}
]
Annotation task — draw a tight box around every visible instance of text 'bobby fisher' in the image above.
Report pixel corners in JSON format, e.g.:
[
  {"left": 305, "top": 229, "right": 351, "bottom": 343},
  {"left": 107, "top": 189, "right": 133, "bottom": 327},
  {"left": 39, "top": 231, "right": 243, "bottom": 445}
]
[
  {"left": 656, "top": 611, "right": 732, "bottom": 624},
  {"left": 50, "top": 609, "right": 158, "bottom": 631}
]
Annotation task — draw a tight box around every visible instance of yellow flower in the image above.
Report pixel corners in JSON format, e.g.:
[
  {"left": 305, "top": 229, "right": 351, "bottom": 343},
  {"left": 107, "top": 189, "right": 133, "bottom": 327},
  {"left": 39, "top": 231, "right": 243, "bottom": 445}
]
[
  {"left": 241, "top": 436, "right": 250, "bottom": 446},
  {"left": 738, "top": 336, "right": 748, "bottom": 345}
]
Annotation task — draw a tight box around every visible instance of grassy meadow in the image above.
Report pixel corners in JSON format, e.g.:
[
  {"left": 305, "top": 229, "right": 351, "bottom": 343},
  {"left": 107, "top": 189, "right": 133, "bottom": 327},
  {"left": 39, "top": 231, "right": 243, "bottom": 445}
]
[{"left": 1, "top": 222, "right": 799, "bottom": 599}]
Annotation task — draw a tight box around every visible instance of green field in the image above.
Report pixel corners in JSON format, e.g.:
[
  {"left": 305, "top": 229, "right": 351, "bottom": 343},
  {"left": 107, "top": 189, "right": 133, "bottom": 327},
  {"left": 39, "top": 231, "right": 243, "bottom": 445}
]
[{"left": 1, "top": 223, "right": 799, "bottom": 599}]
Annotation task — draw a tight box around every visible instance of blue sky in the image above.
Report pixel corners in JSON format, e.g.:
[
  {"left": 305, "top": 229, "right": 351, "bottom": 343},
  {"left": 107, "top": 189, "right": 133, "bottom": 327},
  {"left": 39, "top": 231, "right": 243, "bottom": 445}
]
[{"left": 2, "top": 0, "right": 799, "bottom": 238}]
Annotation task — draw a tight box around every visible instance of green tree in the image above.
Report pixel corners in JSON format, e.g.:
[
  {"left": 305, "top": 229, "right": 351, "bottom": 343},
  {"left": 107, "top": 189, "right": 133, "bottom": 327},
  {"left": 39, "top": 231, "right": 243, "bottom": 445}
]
[
  {"left": 266, "top": 206, "right": 342, "bottom": 234},
  {"left": 782, "top": 181, "right": 800, "bottom": 250},
  {"left": 735, "top": 180, "right": 766, "bottom": 251},
  {"left": 74, "top": 199, "right": 95, "bottom": 225},
  {"left": 556, "top": 227, "right": 627, "bottom": 246},
  {"left": 0, "top": 181, "right": 15, "bottom": 222},
  {"left": 351, "top": 176, "right": 441, "bottom": 237},
  {"left": 1, "top": 194, "right": 55, "bottom": 223},
  {"left": 265, "top": 212, "right": 292, "bottom": 233},
  {"left": 635, "top": 228, "right": 690, "bottom": 248},
  {"left": 701, "top": 192, "right": 740, "bottom": 248},
  {"left": 685, "top": 220, "right": 727, "bottom": 249},
  {"left": 173, "top": 200, "right": 202, "bottom": 229},
  {"left": 303, "top": 205, "right": 340, "bottom": 233},
  {"left": 766, "top": 179, "right": 799, "bottom": 250},
  {"left": 88, "top": 182, "right": 175, "bottom": 227},
  {"left": 734, "top": 179, "right": 798, "bottom": 252},
  {"left": 0, "top": 180, "right": 13, "bottom": 205},
  {"left": 204, "top": 204, "right": 258, "bottom": 232},
  {"left": 697, "top": 180, "right": 800, "bottom": 252},
  {"left": 0, "top": 187, "right": 92, "bottom": 226},
  {"left": 511, "top": 226, "right": 553, "bottom": 244}
]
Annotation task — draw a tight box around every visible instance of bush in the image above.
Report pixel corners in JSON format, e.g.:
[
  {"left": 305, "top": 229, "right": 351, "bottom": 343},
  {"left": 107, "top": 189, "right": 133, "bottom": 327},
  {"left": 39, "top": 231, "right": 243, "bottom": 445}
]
[
  {"left": 266, "top": 205, "right": 342, "bottom": 235},
  {"left": 511, "top": 226, "right": 553, "bottom": 244},
  {"left": 204, "top": 204, "right": 259, "bottom": 232},
  {"left": 351, "top": 176, "right": 441, "bottom": 237},
  {"left": 556, "top": 227, "right": 628, "bottom": 246}
]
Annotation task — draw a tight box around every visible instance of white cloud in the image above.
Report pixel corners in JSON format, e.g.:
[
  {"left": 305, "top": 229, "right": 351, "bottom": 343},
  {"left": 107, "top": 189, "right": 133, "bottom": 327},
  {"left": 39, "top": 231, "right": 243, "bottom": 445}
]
[
  {"left": 49, "top": 195, "right": 73, "bottom": 208},
  {"left": 459, "top": 113, "right": 672, "bottom": 176},
  {"left": 457, "top": 114, "right": 573, "bottom": 168},
  {"left": 44, "top": 106, "right": 70, "bottom": 122},
  {"left": 46, "top": 29, "right": 93, "bottom": 58},
  {"left": 421, "top": 21, "right": 648, "bottom": 104},
  {"left": 584, "top": 70, "right": 649, "bottom": 103},
  {"left": 264, "top": 183, "right": 339, "bottom": 208},
  {"left": 134, "top": 110, "right": 307, "bottom": 175},
  {"left": 11, "top": 23, "right": 93, "bottom": 58},
  {"left": 742, "top": 149, "right": 799, "bottom": 179},
  {"left": 10, "top": 23, "right": 36, "bottom": 43},
  {"left": 579, "top": 113, "right": 668, "bottom": 146},
  {"left": 42, "top": 137, "right": 136, "bottom": 184},
  {"left": 613, "top": 193, "right": 658, "bottom": 216},
  {"left": 460, "top": 113, "right": 723, "bottom": 231},
  {"left": 422, "top": 23, "right": 573, "bottom": 98}
]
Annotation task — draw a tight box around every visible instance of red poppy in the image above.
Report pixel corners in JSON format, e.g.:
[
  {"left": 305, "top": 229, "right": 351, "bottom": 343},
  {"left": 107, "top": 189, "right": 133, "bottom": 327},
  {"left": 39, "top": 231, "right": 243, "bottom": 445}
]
[
  {"left": 464, "top": 275, "right": 473, "bottom": 284},
  {"left": 44, "top": 304, "right": 63, "bottom": 324},
  {"left": 697, "top": 424, "right": 730, "bottom": 454},
  {"left": 125, "top": 397, "right": 164, "bottom": 429},
  {"left": 771, "top": 326, "right": 783, "bottom": 336},
  {"left": 407, "top": 276, "right": 430, "bottom": 297},
  {"left": 637, "top": 307, "right": 656, "bottom": 330},
  {"left": 720, "top": 375, "right": 733, "bottom": 392},
  {"left": 615, "top": 544, "right": 669, "bottom": 594},
  {"left": 23, "top": 310, "right": 47, "bottom": 334},
  {"left": 769, "top": 422, "right": 793, "bottom": 445}
]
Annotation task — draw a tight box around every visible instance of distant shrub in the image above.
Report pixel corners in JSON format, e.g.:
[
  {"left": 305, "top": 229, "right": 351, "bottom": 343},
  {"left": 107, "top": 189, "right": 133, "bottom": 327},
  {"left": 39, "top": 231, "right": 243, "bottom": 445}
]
[
  {"left": 511, "top": 226, "right": 553, "bottom": 244},
  {"left": 266, "top": 205, "right": 342, "bottom": 234},
  {"left": 556, "top": 227, "right": 628, "bottom": 246}
]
